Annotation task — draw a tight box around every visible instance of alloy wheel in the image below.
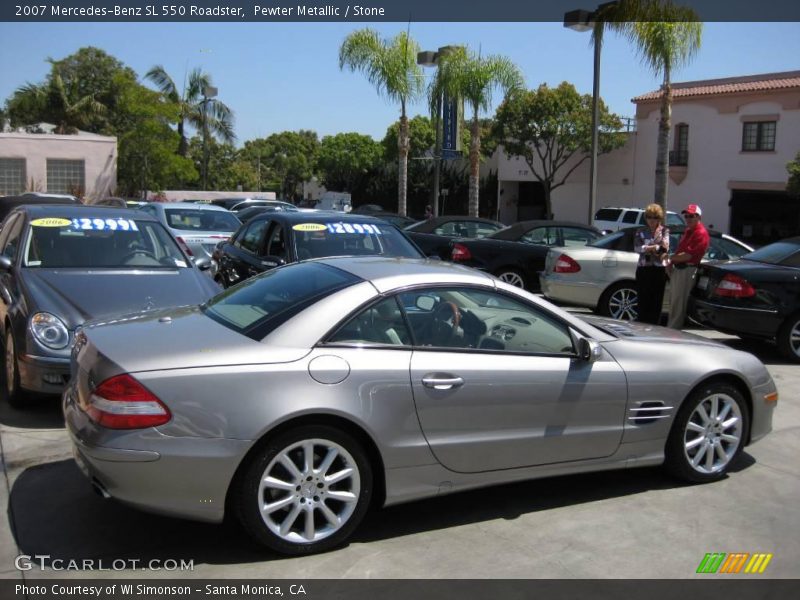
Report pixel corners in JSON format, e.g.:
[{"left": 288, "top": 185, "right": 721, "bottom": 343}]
[
  {"left": 497, "top": 271, "right": 525, "bottom": 288},
  {"left": 608, "top": 287, "right": 638, "bottom": 320},
  {"left": 682, "top": 392, "right": 743, "bottom": 475},
  {"left": 257, "top": 438, "right": 361, "bottom": 544}
]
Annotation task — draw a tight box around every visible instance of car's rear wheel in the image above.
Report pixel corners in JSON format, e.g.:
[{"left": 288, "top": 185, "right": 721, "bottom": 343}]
[
  {"left": 3, "top": 330, "right": 26, "bottom": 408},
  {"left": 236, "top": 425, "right": 373, "bottom": 555},
  {"left": 494, "top": 268, "right": 527, "bottom": 289},
  {"left": 777, "top": 313, "right": 800, "bottom": 363},
  {"left": 599, "top": 282, "right": 639, "bottom": 320},
  {"left": 664, "top": 382, "right": 748, "bottom": 483}
]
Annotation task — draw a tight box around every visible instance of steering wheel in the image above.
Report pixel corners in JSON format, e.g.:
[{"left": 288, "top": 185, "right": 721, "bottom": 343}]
[
  {"left": 121, "top": 249, "right": 158, "bottom": 262},
  {"left": 430, "top": 301, "right": 461, "bottom": 345}
]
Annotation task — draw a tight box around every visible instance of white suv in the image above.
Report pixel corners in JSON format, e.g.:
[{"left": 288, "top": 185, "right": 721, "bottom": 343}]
[{"left": 593, "top": 207, "right": 685, "bottom": 233}]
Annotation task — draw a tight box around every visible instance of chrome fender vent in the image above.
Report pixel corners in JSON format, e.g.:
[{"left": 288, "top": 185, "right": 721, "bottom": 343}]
[{"left": 628, "top": 401, "right": 673, "bottom": 425}]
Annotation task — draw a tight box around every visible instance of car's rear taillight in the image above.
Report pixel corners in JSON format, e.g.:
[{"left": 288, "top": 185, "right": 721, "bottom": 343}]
[
  {"left": 713, "top": 274, "right": 756, "bottom": 298},
  {"left": 451, "top": 243, "right": 472, "bottom": 261},
  {"left": 87, "top": 374, "right": 171, "bottom": 430},
  {"left": 175, "top": 236, "right": 194, "bottom": 256},
  {"left": 554, "top": 254, "right": 581, "bottom": 273}
]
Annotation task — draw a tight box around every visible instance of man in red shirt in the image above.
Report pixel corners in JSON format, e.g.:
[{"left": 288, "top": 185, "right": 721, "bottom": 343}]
[{"left": 667, "top": 203, "right": 710, "bottom": 328}]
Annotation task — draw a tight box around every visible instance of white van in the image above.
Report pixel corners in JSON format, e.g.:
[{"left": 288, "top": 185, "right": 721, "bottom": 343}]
[{"left": 593, "top": 207, "right": 685, "bottom": 233}]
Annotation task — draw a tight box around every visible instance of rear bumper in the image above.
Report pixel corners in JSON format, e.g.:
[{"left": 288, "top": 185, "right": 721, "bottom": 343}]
[
  {"left": 689, "top": 298, "right": 782, "bottom": 340},
  {"left": 540, "top": 274, "right": 602, "bottom": 308},
  {"left": 63, "top": 384, "right": 252, "bottom": 524},
  {"left": 18, "top": 353, "right": 70, "bottom": 394}
]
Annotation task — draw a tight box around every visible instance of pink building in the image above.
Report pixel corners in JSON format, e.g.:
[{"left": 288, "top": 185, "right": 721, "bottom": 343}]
[
  {"left": 496, "top": 70, "right": 800, "bottom": 244},
  {"left": 0, "top": 125, "right": 117, "bottom": 201}
]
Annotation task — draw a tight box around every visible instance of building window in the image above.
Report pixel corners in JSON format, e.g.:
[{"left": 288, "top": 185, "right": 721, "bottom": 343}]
[
  {"left": 670, "top": 124, "right": 689, "bottom": 166},
  {"left": 742, "top": 121, "right": 776, "bottom": 152},
  {"left": 46, "top": 159, "right": 85, "bottom": 195},
  {"left": 0, "top": 158, "right": 26, "bottom": 195}
]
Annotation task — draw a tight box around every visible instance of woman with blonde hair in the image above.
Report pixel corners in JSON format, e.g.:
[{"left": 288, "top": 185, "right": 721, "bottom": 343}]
[{"left": 633, "top": 203, "right": 669, "bottom": 324}]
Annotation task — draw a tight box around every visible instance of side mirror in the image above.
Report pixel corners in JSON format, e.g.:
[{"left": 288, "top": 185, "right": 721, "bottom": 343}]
[
  {"left": 0, "top": 256, "right": 12, "bottom": 271},
  {"left": 191, "top": 256, "right": 212, "bottom": 271},
  {"left": 578, "top": 338, "right": 602, "bottom": 363}
]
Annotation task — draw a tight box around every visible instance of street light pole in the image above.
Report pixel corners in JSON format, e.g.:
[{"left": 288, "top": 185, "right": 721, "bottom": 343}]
[{"left": 565, "top": 3, "right": 616, "bottom": 226}]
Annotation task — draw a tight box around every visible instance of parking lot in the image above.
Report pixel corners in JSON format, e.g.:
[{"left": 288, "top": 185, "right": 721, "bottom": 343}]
[{"left": 1, "top": 325, "right": 798, "bottom": 582}]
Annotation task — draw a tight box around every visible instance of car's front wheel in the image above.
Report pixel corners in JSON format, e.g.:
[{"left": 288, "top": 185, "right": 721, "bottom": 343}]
[
  {"left": 235, "top": 425, "right": 373, "bottom": 555},
  {"left": 777, "top": 313, "right": 800, "bottom": 363},
  {"left": 599, "top": 282, "right": 639, "bottom": 320},
  {"left": 3, "top": 329, "right": 26, "bottom": 408},
  {"left": 664, "top": 382, "right": 749, "bottom": 483}
]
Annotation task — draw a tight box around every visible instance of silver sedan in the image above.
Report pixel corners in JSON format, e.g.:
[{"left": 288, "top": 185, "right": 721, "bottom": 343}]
[{"left": 64, "top": 257, "right": 777, "bottom": 555}]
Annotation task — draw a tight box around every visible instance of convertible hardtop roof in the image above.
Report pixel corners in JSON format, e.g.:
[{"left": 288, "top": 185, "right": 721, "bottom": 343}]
[
  {"left": 247, "top": 211, "right": 395, "bottom": 226},
  {"left": 11, "top": 203, "right": 159, "bottom": 221}
]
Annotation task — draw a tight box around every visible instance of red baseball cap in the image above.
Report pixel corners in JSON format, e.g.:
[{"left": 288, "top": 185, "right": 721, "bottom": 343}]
[{"left": 682, "top": 204, "right": 702, "bottom": 217}]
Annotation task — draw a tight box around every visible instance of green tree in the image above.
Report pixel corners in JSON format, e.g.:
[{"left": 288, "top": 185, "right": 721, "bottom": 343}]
[
  {"left": 187, "top": 137, "right": 258, "bottom": 192},
  {"left": 339, "top": 28, "right": 424, "bottom": 216},
  {"left": 606, "top": 1, "right": 702, "bottom": 210},
  {"left": 493, "top": 82, "right": 626, "bottom": 219},
  {"left": 382, "top": 116, "right": 435, "bottom": 212},
  {"left": 788, "top": 151, "right": 800, "bottom": 199},
  {"left": 240, "top": 131, "right": 319, "bottom": 199},
  {"left": 436, "top": 46, "right": 523, "bottom": 217},
  {"left": 145, "top": 65, "right": 235, "bottom": 157},
  {"left": 318, "top": 132, "right": 384, "bottom": 196}
]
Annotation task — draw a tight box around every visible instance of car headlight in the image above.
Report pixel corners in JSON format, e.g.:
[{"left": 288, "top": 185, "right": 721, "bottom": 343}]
[{"left": 30, "top": 312, "right": 70, "bottom": 349}]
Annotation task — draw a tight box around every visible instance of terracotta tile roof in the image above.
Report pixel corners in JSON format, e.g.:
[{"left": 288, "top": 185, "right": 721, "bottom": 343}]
[{"left": 632, "top": 71, "right": 800, "bottom": 102}]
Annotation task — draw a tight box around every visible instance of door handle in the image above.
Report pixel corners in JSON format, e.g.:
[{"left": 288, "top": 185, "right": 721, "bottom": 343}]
[{"left": 422, "top": 375, "right": 464, "bottom": 390}]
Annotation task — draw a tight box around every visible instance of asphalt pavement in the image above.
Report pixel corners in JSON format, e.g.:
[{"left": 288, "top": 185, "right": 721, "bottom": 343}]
[{"left": 1, "top": 328, "right": 798, "bottom": 581}]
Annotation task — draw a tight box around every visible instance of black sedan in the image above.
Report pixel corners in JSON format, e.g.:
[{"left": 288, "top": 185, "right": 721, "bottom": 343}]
[
  {"left": 450, "top": 220, "right": 602, "bottom": 291},
  {"left": 0, "top": 205, "right": 220, "bottom": 407},
  {"left": 689, "top": 237, "right": 800, "bottom": 362},
  {"left": 404, "top": 216, "right": 505, "bottom": 259},
  {"left": 212, "top": 211, "right": 423, "bottom": 288}
]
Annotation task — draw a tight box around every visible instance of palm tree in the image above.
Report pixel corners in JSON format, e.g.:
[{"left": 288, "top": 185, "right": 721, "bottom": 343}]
[
  {"left": 437, "top": 47, "right": 523, "bottom": 217},
  {"left": 145, "top": 66, "right": 235, "bottom": 156},
  {"left": 339, "top": 29, "right": 423, "bottom": 216},
  {"left": 606, "top": 1, "right": 701, "bottom": 210},
  {"left": 13, "top": 67, "right": 106, "bottom": 134}
]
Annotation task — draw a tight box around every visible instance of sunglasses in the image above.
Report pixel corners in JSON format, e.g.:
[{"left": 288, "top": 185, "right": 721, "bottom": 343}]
[{"left": 683, "top": 214, "right": 699, "bottom": 219}]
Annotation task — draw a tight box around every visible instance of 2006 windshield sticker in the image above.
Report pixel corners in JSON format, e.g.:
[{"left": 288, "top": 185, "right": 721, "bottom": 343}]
[{"left": 326, "top": 222, "right": 382, "bottom": 235}]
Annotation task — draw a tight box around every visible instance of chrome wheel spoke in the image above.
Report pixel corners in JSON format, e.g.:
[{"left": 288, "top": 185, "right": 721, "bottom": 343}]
[
  {"left": 326, "top": 490, "right": 358, "bottom": 503},
  {"left": 714, "top": 442, "right": 728, "bottom": 463},
  {"left": 722, "top": 416, "right": 739, "bottom": 430},
  {"left": 686, "top": 422, "right": 705, "bottom": 434},
  {"left": 709, "top": 396, "right": 720, "bottom": 420},
  {"left": 278, "top": 454, "right": 303, "bottom": 483},
  {"left": 704, "top": 443, "right": 715, "bottom": 471},
  {"left": 318, "top": 448, "right": 339, "bottom": 477},
  {"left": 279, "top": 504, "right": 303, "bottom": 536},
  {"left": 717, "top": 402, "right": 732, "bottom": 423},
  {"left": 685, "top": 435, "right": 705, "bottom": 451},
  {"left": 691, "top": 442, "right": 709, "bottom": 467},
  {"left": 262, "top": 495, "right": 295, "bottom": 515},
  {"left": 696, "top": 404, "right": 712, "bottom": 427},
  {"left": 319, "top": 501, "right": 340, "bottom": 527},
  {"left": 262, "top": 476, "right": 296, "bottom": 492},
  {"left": 325, "top": 467, "right": 354, "bottom": 485},
  {"left": 303, "top": 506, "right": 316, "bottom": 541},
  {"left": 720, "top": 433, "right": 739, "bottom": 444}
]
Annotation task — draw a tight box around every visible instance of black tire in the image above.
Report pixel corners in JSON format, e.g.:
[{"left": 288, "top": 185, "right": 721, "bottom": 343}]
[
  {"left": 494, "top": 268, "right": 527, "bottom": 290},
  {"left": 777, "top": 313, "right": 800, "bottom": 363},
  {"left": 3, "top": 329, "right": 27, "bottom": 409},
  {"left": 664, "top": 382, "right": 749, "bottom": 483},
  {"left": 235, "top": 425, "right": 373, "bottom": 556},
  {"left": 599, "top": 281, "right": 639, "bottom": 320}
]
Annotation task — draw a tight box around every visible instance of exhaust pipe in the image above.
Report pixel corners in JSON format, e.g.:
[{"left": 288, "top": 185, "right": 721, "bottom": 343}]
[{"left": 91, "top": 479, "right": 111, "bottom": 499}]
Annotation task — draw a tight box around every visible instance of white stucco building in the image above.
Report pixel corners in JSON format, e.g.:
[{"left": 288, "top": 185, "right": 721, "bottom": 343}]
[
  {"left": 495, "top": 70, "right": 800, "bottom": 245},
  {"left": 0, "top": 125, "right": 117, "bottom": 201}
]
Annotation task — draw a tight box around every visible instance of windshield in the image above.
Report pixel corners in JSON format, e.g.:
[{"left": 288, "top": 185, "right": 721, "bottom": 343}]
[
  {"left": 743, "top": 240, "right": 800, "bottom": 266},
  {"left": 165, "top": 208, "right": 240, "bottom": 232},
  {"left": 293, "top": 221, "right": 423, "bottom": 259},
  {"left": 24, "top": 216, "right": 188, "bottom": 268},
  {"left": 590, "top": 230, "right": 629, "bottom": 250},
  {"left": 203, "top": 262, "right": 361, "bottom": 339}
]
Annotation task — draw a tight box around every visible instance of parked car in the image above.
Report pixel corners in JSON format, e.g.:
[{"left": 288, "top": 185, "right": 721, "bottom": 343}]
[
  {"left": 228, "top": 200, "right": 297, "bottom": 214},
  {"left": 593, "top": 207, "right": 685, "bottom": 233},
  {"left": 689, "top": 237, "right": 800, "bottom": 361},
  {"left": 372, "top": 212, "right": 418, "bottom": 229},
  {"left": 1, "top": 193, "right": 81, "bottom": 224},
  {"left": 138, "top": 201, "right": 241, "bottom": 262},
  {"left": 450, "top": 220, "right": 602, "bottom": 291},
  {"left": 350, "top": 203, "right": 385, "bottom": 215},
  {"left": 541, "top": 226, "right": 753, "bottom": 320},
  {"left": 405, "top": 216, "right": 505, "bottom": 259},
  {"left": 212, "top": 211, "right": 423, "bottom": 288},
  {"left": 64, "top": 256, "right": 777, "bottom": 556},
  {"left": 234, "top": 205, "right": 293, "bottom": 224},
  {"left": 0, "top": 205, "right": 220, "bottom": 407}
]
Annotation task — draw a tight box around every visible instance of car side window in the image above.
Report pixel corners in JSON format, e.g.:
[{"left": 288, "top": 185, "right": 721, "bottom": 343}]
[
  {"left": 264, "top": 223, "right": 287, "bottom": 259},
  {"left": 712, "top": 237, "right": 750, "bottom": 261},
  {"left": 239, "top": 220, "right": 269, "bottom": 254},
  {"left": 561, "top": 227, "right": 599, "bottom": 247},
  {"left": 397, "top": 287, "right": 574, "bottom": 355},
  {"left": 326, "top": 297, "right": 411, "bottom": 346},
  {"left": 622, "top": 211, "right": 639, "bottom": 224},
  {"left": 474, "top": 222, "right": 503, "bottom": 238},
  {"left": 1, "top": 215, "right": 24, "bottom": 262},
  {"left": 521, "top": 227, "right": 553, "bottom": 245},
  {"left": 433, "top": 221, "right": 462, "bottom": 237}
]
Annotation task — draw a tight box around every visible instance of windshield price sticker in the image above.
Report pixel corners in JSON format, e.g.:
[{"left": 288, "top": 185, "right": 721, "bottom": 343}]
[
  {"left": 30, "top": 218, "right": 72, "bottom": 227},
  {"left": 326, "top": 223, "right": 382, "bottom": 235},
  {"left": 292, "top": 223, "right": 328, "bottom": 232},
  {"left": 70, "top": 217, "right": 140, "bottom": 232}
]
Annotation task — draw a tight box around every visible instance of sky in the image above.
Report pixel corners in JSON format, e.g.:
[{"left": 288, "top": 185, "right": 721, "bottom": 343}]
[{"left": 0, "top": 20, "right": 799, "bottom": 145}]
